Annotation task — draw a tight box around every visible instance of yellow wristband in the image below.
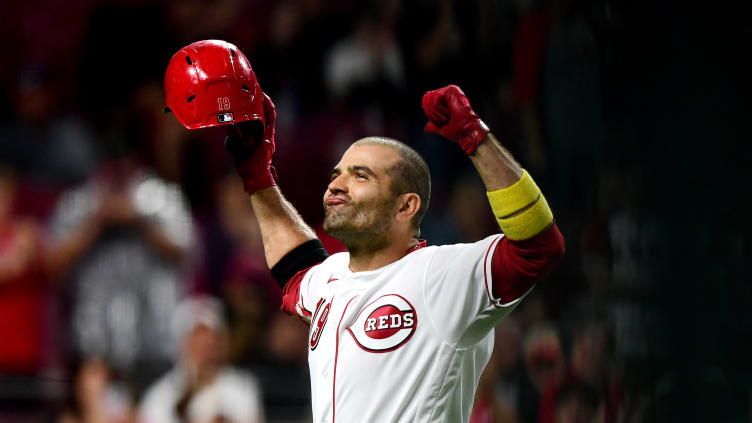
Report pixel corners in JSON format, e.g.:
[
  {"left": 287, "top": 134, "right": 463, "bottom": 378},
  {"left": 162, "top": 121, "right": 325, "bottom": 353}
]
[
  {"left": 486, "top": 170, "right": 541, "bottom": 218},
  {"left": 496, "top": 194, "right": 554, "bottom": 240},
  {"left": 486, "top": 170, "right": 554, "bottom": 240}
]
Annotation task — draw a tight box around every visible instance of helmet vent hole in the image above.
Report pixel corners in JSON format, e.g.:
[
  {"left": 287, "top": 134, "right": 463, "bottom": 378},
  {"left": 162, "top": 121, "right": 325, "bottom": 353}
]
[
  {"left": 241, "top": 85, "right": 250, "bottom": 92},
  {"left": 185, "top": 56, "right": 192, "bottom": 65},
  {"left": 231, "top": 50, "right": 236, "bottom": 57},
  {"left": 187, "top": 95, "right": 195, "bottom": 103}
]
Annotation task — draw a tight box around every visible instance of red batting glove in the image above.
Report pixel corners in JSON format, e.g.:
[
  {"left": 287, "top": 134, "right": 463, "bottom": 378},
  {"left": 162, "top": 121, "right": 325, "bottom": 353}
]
[
  {"left": 421, "top": 85, "right": 490, "bottom": 154},
  {"left": 225, "top": 92, "right": 278, "bottom": 195}
]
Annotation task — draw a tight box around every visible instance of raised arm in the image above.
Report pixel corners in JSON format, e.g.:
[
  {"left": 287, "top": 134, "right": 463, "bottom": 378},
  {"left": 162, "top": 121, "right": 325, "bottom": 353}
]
[
  {"left": 225, "top": 94, "right": 319, "bottom": 269},
  {"left": 422, "top": 84, "right": 554, "bottom": 238},
  {"left": 422, "top": 85, "right": 564, "bottom": 300},
  {"left": 163, "top": 41, "right": 325, "bottom": 275},
  {"left": 249, "top": 186, "right": 317, "bottom": 268}
]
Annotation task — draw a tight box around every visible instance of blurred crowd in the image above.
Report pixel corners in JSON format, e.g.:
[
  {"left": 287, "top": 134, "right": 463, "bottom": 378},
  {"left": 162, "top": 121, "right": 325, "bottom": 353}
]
[{"left": 1, "top": 0, "right": 748, "bottom": 422}]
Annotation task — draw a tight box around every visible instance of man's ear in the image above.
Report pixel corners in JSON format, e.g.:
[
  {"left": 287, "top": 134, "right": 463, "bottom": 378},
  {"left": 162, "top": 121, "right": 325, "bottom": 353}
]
[{"left": 395, "top": 193, "right": 420, "bottom": 224}]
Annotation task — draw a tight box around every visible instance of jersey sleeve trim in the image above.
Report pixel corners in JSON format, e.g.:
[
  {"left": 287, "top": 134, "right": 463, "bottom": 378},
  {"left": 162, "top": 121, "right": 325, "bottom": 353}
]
[
  {"left": 483, "top": 235, "right": 507, "bottom": 308},
  {"left": 488, "top": 223, "right": 565, "bottom": 305}
]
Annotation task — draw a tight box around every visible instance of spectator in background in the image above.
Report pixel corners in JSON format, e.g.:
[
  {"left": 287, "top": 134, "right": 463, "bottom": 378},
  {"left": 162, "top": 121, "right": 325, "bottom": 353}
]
[
  {"left": 552, "top": 378, "right": 603, "bottom": 423},
  {"left": 138, "top": 296, "right": 264, "bottom": 423},
  {"left": 539, "top": 317, "right": 621, "bottom": 423},
  {"left": 56, "top": 357, "right": 134, "bottom": 423},
  {"left": 0, "top": 63, "right": 96, "bottom": 219},
  {"left": 0, "top": 166, "right": 46, "bottom": 373},
  {"left": 513, "top": 0, "right": 602, "bottom": 213},
  {"left": 422, "top": 173, "right": 497, "bottom": 245},
  {"left": 491, "top": 318, "right": 543, "bottom": 423},
  {"left": 249, "top": 313, "right": 311, "bottom": 423},
  {"left": 470, "top": 320, "right": 524, "bottom": 423},
  {"left": 522, "top": 323, "right": 564, "bottom": 422},
  {"left": 44, "top": 152, "right": 195, "bottom": 390},
  {"left": 212, "top": 174, "right": 281, "bottom": 365},
  {"left": 324, "top": 0, "right": 405, "bottom": 120}
]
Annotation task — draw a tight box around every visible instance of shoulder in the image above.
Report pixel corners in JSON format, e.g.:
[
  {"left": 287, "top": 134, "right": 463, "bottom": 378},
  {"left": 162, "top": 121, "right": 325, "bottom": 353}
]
[
  {"left": 306, "top": 251, "right": 350, "bottom": 278},
  {"left": 142, "top": 368, "right": 182, "bottom": 399},
  {"left": 213, "top": 368, "right": 263, "bottom": 406},
  {"left": 139, "top": 369, "right": 183, "bottom": 415},
  {"left": 431, "top": 234, "right": 504, "bottom": 257},
  {"left": 218, "top": 367, "right": 259, "bottom": 387},
  {"left": 322, "top": 251, "right": 350, "bottom": 266}
]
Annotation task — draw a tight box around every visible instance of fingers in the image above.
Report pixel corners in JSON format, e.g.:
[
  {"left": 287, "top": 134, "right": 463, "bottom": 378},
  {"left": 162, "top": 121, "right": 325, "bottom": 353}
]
[
  {"left": 262, "top": 91, "right": 276, "bottom": 141},
  {"left": 431, "top": 103, "right": 450, "bottom": 125},
  {"left": 424, "top": 121, "right": 440, "bottom": 134},
  {"left": 446, "top": 84, "right": 464, "bottom": 97},
  {"left": 422, "top": 92, "right": 450, "bottom": 125},
  {"left": 224, "top": 133, "right": 253, "bottom": 159}
]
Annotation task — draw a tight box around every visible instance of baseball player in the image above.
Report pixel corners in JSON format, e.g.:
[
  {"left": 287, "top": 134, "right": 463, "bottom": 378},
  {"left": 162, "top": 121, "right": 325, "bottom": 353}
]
[{"left": 165, "top": 40, "right": 564, "bottom": 423}]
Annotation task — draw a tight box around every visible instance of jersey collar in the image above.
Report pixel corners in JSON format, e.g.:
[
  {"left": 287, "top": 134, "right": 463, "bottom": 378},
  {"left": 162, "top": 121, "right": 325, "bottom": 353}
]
[{"left": 407, "top": 239, "right": 427, "bottom": 254}]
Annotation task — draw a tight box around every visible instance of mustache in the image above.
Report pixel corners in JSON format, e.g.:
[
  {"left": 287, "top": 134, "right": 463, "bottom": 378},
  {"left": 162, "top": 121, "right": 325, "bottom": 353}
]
[{"left": 324, "top": 194, "right": 352, "bottom": 205}]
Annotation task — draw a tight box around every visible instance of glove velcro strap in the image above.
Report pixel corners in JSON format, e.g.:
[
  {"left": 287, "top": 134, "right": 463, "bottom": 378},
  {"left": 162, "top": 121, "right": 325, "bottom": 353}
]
[
  {"left": 459, "top": 119, "right": 490, "bottom": 154},
  {"left": 486, "top": 170, "right": 541, "bottom": 217}
]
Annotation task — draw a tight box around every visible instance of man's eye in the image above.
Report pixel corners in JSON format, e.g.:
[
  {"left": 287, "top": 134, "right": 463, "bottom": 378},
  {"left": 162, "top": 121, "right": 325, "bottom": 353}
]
[{"left": 356, "top": 173, "right": 368, "bottom": 179}]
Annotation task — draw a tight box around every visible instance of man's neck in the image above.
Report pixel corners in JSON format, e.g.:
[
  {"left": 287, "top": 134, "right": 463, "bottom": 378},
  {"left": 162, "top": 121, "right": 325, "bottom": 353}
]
[{"left": 348, "top": 237, "right": 419, "bottom": 272}]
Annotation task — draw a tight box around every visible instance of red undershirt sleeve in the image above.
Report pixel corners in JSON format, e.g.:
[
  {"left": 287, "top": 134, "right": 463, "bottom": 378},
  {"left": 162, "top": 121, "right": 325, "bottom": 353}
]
[
  {"left": 490, "top": 223, "right": 565, "bottom": 303},
  {"left": 280, "top": 265, "right": 318, "bottom": 324}
]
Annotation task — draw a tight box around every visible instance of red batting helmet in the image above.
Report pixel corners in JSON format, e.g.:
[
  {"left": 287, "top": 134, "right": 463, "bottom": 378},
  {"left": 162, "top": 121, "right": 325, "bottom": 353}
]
[{"left": 164, "top": 40, "right": 264, "bottom": 130}]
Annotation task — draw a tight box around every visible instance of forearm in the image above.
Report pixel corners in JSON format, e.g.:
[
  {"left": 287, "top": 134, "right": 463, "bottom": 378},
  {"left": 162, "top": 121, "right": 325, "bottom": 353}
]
[
  {"left": 471, "top": 134, "right": 553, "bottom": 240},
  {"left": 44, "top": 220, "right": 102, "bottom": 278},
  {"left": 421, "top": 84, "right": 555, "bottom": 241},
  {"left": 469, "top": 133, "right": 524, "bottom": 193},
  {"left": 472, "top": 138, "right": 564, "bottom": 299},
  {"left": 250, "top": 186, "right": 318, "bottom": 268}
]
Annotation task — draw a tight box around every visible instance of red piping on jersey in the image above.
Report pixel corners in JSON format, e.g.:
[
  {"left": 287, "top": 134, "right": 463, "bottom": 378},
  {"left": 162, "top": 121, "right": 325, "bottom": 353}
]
[
  {"left": 333, "top": 295, "right": 358, "bottom": 423},
  {"left": 408, "top": 239, "right": 427, "bottom": 253},
  {"left": 300, "top": 293, "right": 312, "bottom": 319},
  {"left": 483, "top": 235, "right": 504, "bottom": 307}
]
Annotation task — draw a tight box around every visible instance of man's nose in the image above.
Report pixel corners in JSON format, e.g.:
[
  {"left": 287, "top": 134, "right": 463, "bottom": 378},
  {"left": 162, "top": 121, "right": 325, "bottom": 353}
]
[{"left": 328, "top": 174, "right": 348, "bottom": 194}]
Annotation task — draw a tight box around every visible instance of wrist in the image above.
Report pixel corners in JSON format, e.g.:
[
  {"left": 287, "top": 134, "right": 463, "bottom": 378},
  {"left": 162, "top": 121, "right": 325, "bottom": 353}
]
[
  {"left": 458, "top": 119, "right": 490, "bottom": 154},
  {"left": 241, "top": 168, "right": 276, "bottom": 195}
]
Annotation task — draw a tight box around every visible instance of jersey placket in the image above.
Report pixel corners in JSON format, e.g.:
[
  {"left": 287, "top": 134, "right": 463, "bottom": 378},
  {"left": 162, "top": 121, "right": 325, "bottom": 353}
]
[
  {"left": 331, "top": 292, "right": 358, "bottom": 423},
  {"left": 309, "top": 274, "right": 361, "bottom": 423}
]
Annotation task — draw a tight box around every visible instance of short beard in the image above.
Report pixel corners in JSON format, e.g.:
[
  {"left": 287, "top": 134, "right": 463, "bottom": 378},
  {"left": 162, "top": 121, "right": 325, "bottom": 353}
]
[{"left": 323, "top": 196, "right": 396, "bottom": 255}]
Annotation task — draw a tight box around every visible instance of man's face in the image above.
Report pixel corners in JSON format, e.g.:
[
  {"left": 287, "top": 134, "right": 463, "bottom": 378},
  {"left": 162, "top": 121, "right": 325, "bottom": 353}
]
[
  {"left": 323, "top": 144, "right": 400, "bottom": 248},
  {"left": 184, "top": 324, "right": 226, "bottom": 371}
]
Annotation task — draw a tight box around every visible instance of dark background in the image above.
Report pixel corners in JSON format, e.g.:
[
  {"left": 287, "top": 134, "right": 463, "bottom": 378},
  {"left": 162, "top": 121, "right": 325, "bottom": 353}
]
[{"left": 0, "top": 0, "right": 749, "bottom": 422}]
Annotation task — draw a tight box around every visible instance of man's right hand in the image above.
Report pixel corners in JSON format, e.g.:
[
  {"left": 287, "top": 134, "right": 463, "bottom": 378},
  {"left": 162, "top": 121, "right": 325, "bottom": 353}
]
[{"left": 225, "top": 92, "right": 278, "bottom": 195}]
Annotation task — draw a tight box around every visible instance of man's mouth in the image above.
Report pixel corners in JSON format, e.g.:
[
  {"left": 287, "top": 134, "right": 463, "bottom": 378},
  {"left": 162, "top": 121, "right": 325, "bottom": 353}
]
[{"left": 325, "top": 197, "right": 347, "bottom": 207}]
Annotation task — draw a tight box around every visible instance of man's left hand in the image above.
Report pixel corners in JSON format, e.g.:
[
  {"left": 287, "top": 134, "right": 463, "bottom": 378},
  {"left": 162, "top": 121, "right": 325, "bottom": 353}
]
[
  {"left": 225, "top": 93, "right": 278, "bottom": 195},
  {"left": 421, "top": 84, "right": 489, "bottom": 154}
]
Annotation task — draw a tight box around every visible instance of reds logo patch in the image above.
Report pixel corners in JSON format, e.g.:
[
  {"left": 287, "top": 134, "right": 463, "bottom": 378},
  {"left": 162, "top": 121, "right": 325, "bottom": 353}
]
[{"left": 347, "top": 294, "right": 417, "bottom": 353}]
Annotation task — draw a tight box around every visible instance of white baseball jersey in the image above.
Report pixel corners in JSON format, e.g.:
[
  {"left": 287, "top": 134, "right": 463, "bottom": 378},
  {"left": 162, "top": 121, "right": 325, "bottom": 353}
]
[{"left": 283, "top": 234, "right": 532, "bottom": 423}]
